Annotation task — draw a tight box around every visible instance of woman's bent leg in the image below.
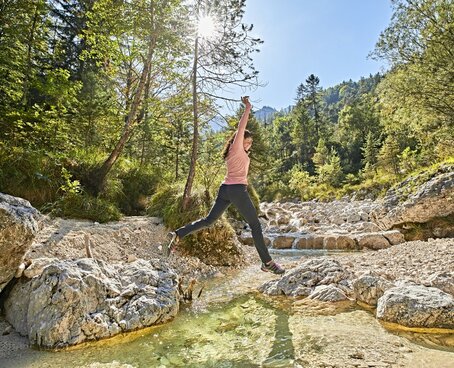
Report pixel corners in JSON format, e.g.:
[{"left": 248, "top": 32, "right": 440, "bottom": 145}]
[
  {"left": 228, "top": 186, "right": 272, "bottom": 264},
  {"left": 176, "top": 186, "right": 230, "bottom": 239}
]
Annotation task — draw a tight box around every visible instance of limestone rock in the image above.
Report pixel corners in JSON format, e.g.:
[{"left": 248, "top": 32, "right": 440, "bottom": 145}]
[
  {"left": 272, "top": 235, "right": 295, "bottom": 249},
  {"left": 372, "top": 165, "right": 454, "bottom": 229},
  {"left": 382, "top": 230, "right": 405, "bottom": 245},
  {"left": 259, "top": 258, "right": 352, "bottom": 297},
  {"left": 355, "top": 233, "right": 390, "bottom": 250},
  {"left": 353, "top": 275, "right": 394, "bottom": 306},
  {"left": 309, "top": 284, "right": 349, "bottom": 302},
  {"left": 0, "top": 193, "right": 42, "bottom": 292},
  {"left": 4, "top": 258, "right": 179, "bottom": 348},
  {"left": 23, "top": 257, "right": 58, "bottom": 278},
  {"left": 238, "top": 233, "right": 254, "bottom": 246},
  {"left": 323, "top": 235, "right": 337, "bottom": 250},
  {"left": 295, "top": 235, "right": 323, "bottom": 249},
  {"left": 426, "top": 272, "right": 454, "bottom": 296},
  {"left": 376, "top": 285, "right": 454, "bottom": 329},
  {"left": 335, "top": 235, "right": 357, "bottom": 250}
]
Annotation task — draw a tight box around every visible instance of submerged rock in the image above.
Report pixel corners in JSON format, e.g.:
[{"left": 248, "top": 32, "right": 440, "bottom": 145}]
[
  {"left": 259, "top": 258, "right": 352, "bottom": 297},
  {"left": 376, "top": 285, "right": 454, "bottom": 329},
  {"left": 353, "top": 274, "right": 394, "bottom": 306},
  {"left": 0, "top": 193, "right": 42, "bottom": 293},
  {"left": 308, "top": 284, "right": 349, "bottom": 302},
  {"left": 4, "top": 258, "right": 179, "bottom": 348}
]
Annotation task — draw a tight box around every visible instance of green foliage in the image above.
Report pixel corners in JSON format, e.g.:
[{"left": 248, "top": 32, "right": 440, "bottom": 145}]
[
  {"left": 51, "top": 192, "right": 122, "bottom": 223},
  {"left": 317, "top": 148, "right": 344, "bottom": 187},
  {"left": 378, "top": 136, "right": 401, "bottom": 175},
  {"left": 373, "top": 0, "right": 454, "bottom": 164},
  {"left": 116, "top": 168, "right": 160, "bottom": 215},
  {"left": 312, "top": 138, "right": 329, "bottom": 167},
  {"left": 47, "top": 166, "right": 122, "bottom": 223},
  {"left": 0, "top": 147, "right": 63, "bottom": 206},
  {"left": 361, "top": 131, "right": 380, "bottom": 174}
]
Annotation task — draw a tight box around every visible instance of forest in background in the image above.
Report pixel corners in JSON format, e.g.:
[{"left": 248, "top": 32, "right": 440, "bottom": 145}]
[{"left": 0, "top": 0, "right": 453, "bottom": 223}]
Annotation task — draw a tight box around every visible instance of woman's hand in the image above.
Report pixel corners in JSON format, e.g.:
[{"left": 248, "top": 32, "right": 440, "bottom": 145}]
[{"left": 241, "top": 96, "right": 251, "bottom": 109}]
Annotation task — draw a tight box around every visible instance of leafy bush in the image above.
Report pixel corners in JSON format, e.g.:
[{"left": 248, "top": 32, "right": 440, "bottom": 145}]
[
  {"left": 44, "top": 167, "right": 121, "bottom": 223},
  {"left": 0, "top": 147, "right": 63, "bottom": 206},
  {"left": 116, "top": 167, "right": 159, "bottom": 215},
  {"left": 50, "top": 191, "right": 122, "bottom": 223}
]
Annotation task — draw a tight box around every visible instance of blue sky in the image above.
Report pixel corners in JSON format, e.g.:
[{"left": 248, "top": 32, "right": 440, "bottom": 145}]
[{"left": 224, "top": 0, "right": 394, "bottom": 111}]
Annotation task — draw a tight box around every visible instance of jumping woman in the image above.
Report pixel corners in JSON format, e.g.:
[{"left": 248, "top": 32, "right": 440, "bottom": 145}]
[{"left": 165, "top": 96, "right": 285, "bottom": 275}]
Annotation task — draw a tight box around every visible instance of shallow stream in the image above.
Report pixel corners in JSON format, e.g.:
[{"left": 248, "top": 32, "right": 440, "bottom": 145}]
[{"left": 2, "top": 251, "right": 453, "bottom": 368}]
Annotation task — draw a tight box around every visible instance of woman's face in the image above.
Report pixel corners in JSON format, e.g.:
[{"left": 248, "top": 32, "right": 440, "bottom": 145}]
[{"left": 243, "top": 137, "right": 253, "bottom": 152}]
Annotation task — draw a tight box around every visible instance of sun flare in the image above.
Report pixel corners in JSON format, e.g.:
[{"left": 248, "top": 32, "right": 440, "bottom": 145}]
[{"left": 198, "top": 15, "right": 216, "bottom": 38}]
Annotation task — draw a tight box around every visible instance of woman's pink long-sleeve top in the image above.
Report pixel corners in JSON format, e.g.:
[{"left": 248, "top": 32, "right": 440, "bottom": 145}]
[{"left": 222, "top": 105, "right": 251, "bottom": 185}]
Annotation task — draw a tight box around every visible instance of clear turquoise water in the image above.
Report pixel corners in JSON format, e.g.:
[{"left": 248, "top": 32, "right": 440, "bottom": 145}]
[{"left": 1, "top": 252, "right": 453, "bottom": 368}]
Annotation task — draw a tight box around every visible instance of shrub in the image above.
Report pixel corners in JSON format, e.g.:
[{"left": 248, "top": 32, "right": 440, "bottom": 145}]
[
  {"left": 0, "top": 147, "right": 63, "bottom": 206},
  {"left": 116, "top": 168, "right": 159, "bottom": 215},
  {"left": 50, "top": 192, "right": 122, "bottom": 223}
]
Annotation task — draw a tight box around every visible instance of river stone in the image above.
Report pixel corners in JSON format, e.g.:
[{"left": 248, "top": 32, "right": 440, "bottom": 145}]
[
  {"left": 323, "top": 236, "right": 337, "bottom": 250},
  {"left": 0, "top": 193, "right": 42, "bottom": 293},
  {"left": 276, "top": 214, "right": 290, "bottom": 225},
  {"left": 382, "top": 230, "right": 405, "bottom": 245},
  {"left": 426, "top": 272, "right": 454, "bottom": 296},
  {"left": 346, "top": 213, "right": 361, "bottom": 223},
  {"left": 259, "top": 258, "right": 352, "bottom": 297},
  {"left": 355, "top": 233, "right": 390, "bottom": 250},
  {"left": 295, "top": 234, "right": 316, "bottom": 249},
  {"left": 309, "top": 284, "right": 349, "bottom": 302},
  {"left": 238, "top": 233, "right": 254, "bottom": 246},
  {"left": 353, "top": 275, "right": 395, "bottom": 306},
  {"left": 336, "top": 235, "right": 357, "bottom": 250},
  {"left": 376, "top": 285, "right": 454, "bottom": 329},
  {"left": 4, "top": 258, "right": 179, "bottom": 348},
  {"left": 272, "top": 235, "right": 295, "bottom": 249}
]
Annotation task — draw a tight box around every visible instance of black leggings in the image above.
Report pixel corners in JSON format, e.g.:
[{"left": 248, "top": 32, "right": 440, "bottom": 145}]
[{"left": 175, "top": 184, "right": 272, "bottom": 264}]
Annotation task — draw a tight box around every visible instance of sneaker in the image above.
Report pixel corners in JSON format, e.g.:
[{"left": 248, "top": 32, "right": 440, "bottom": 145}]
[
  {"left": 163, "top": 231, "right": 179, "bottom": 257},
  {"left": 261, "top": 260, "right": 285, "bottom": 275}
]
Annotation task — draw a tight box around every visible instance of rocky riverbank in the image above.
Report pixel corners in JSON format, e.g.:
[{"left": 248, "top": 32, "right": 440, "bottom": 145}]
[{"left": 0, "top": 162, "right": 453, "bottom": 362}]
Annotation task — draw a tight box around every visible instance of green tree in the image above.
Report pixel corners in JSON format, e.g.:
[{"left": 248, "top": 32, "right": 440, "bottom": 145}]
[
  {"left": 81, "top": 0, "right": 191, "bottom": 194},
  {"left": 361, "top": 131, "right": 380, "bottom": 174},
  {"left": 378, "top": 136, "right": 401, "bottom": 175},
  {"left": 296, "top": 74, "right": 323, "bottom": 139},
  {"left": 313, "top": 138, "right": 329, "bottom": 168},
  {"left": 182, "top": 0, "right": 263, "bottom": 209},
  {"left": 372, "top": 0, "right": 454, "bottom": 161},
  {"left": 317, "top": 148, "right": 344, "bottom": 187}
]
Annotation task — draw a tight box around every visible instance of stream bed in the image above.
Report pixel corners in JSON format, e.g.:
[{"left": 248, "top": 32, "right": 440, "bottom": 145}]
[{"left": 1, "top": 251, "right": 453, "bottom": 368}]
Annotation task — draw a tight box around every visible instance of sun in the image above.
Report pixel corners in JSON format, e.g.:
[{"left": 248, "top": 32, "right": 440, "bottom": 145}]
[{"left": 198, "top": 15, "right": 216, "bottom": 38}]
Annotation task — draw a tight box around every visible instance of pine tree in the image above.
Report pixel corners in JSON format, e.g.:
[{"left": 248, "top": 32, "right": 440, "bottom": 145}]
[
  {"left": 313, "top": 138, "right": 329, "bottom": 168},
  {"left": 378, "top": 136, "right": 401, "bottom": 175},
  {"left": 361, "top": 131, "right": 379, "bottom": 174}
]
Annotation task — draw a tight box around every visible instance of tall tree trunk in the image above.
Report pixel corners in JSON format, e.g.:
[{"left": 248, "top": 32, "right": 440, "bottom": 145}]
[
  {"left": 182, "top": 36, "right": 199, "bottom": 210},
  {"left": 23, "top": 0, "right": 41, "bottom": 108},
  {"left": 175, "top": 121, "right": 181, "bottom": 180},
  {"left": 90, "top": 6, "right": 156, "bottom": 195}
]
